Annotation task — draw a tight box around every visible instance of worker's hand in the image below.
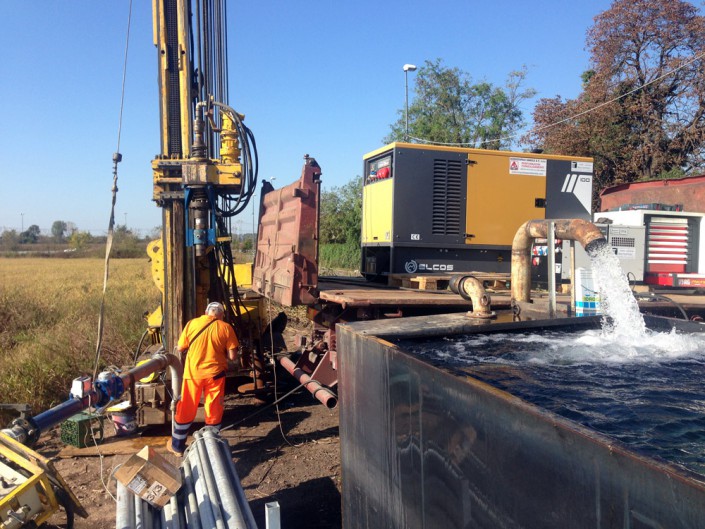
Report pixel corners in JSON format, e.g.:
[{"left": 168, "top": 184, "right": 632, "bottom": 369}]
[{"left": 227, "top": 358, "right": 239, "bottom": 371}]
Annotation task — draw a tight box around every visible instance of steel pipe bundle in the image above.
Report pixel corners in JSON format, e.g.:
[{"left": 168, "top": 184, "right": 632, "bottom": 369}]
[{"left": 115, "top": 427, "right": 257, "bottom": 529}]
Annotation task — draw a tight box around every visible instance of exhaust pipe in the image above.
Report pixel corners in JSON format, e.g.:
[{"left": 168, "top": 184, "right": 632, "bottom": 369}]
[{"left": 511, "top": 219, "right": 607, "bottom": 303}]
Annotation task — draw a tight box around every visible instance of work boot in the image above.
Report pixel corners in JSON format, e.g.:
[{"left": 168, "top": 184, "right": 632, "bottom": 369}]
[{"left": 166, "top": 438, "right": 184, "bottom": 457}]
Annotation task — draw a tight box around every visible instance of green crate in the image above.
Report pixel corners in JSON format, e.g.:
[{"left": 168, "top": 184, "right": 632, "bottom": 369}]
[{"left": 60, "top": 412, "right": 105, "bottom": 448}]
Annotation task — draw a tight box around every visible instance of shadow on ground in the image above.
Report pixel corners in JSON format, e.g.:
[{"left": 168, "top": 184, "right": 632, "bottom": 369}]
[{"left": 249, "top": 476, "right": 342, "bottom": 529}]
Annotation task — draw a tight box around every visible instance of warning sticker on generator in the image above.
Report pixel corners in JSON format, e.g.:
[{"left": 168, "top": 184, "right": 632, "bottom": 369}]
[{"left": 509, "top": 157, "right": 547, "bottom": 176}]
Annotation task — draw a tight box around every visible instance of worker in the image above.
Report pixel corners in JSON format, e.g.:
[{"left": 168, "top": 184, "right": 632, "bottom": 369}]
[{"left": 167, "top": 301, "right": 238, "bottom": 456}]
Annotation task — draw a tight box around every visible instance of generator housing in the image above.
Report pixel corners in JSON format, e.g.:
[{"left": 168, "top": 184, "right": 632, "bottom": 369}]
[{"left": 361, "top": 143, "right": 594, "bottom": 278}]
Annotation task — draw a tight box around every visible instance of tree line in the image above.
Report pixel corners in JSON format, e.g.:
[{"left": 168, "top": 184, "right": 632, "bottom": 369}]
[{"left": 0, "top": 222, "right": 156, "bottom": 257}]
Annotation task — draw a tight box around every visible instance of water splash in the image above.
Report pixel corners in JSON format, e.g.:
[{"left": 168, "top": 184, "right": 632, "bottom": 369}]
[
  {"left": 436, "top": 328, "right": 705, "bottom": 366},
  {"left": 588, "top": 242, "right": 647, "bottom": 338}
]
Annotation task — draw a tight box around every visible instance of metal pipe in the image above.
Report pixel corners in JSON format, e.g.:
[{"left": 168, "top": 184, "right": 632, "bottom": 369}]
[
  {"left": 186, "top": 440, "right": 217, "bottom": 529},
  {"left": 160, "top": 503, "right": 168, "bottom": 529},
  {"left": 134, "top": 491, "right": 144, "bottom": 529},
  {"left": 265, "top": 501, "right": 281, "bottom": 529},
  {"left": 169, "top": 494, "right": 182, "bottom": 529},
  {"left": 116, "top": 481, "right": 135, "bottom": 529},
  {"left": 511, "top": 219, "right": 607, "bottom": 303},
  {"left": 449, "top": 275, "right": 495, "bottom": 319},
  {"left": 29, "top": 397, "right": 87, "bottom": 440},
  {"left": 120, "top": 352, "right": 183, "bottom": 404},
  {"left": 162, "top": 496, "right": 173, "bottom": 529},
  {"left": 3, "top": 352, "right": 183, "bottom": 446},
  {"left": 143, "top": 496, "right": 155, "bottom": 529},
  {"left": 218, "top": 435, "right": 258, "bottom": 529},
  {"left": 182, "top": 457, "right": 203, "bottom": 529},
  {"left": 201, "top": 428, "right": 248, "bottom": 529},
  {"left": 280, "top": 356, "right": 338, "bottom": 408},
  {"left": 547, "top": 221, "right": 556, "bottom": 319},
  {"left": 192, "top": 431, "right": 227, "bottom": 529}
]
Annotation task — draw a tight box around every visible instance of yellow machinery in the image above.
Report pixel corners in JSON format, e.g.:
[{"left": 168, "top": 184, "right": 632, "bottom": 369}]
[
  {"left": 361, "top": 142, "right": 594, "bottom": 279},
  {"left": 1, "top": 0, "right": 278, "bottom": 525},
  {"left": 128, "top": 0, "right": 274, "bottom": 423},
  {"left": 1, "top": 430, "right": 86, "bottom": 528},
  {"left": 150, "top": 0, "right": 262, "bottom": 350}
]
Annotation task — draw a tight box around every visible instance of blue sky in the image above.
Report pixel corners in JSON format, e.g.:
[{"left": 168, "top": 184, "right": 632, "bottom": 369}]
[{"left": 0, "top": 0, "right": 618, "bottom": 236}]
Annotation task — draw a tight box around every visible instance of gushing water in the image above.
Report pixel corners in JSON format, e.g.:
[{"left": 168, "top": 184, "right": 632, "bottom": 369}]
[{"left": 588, "top": 241, "right": 647, "bottom": 339}]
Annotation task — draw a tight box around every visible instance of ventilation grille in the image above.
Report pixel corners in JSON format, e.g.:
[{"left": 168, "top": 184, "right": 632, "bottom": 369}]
[
  {"left": 432, "top": 159, "right": 463, "bottom": 235},
  {"left": 611, "top": 237, "right": 635, "bottom": 248}
]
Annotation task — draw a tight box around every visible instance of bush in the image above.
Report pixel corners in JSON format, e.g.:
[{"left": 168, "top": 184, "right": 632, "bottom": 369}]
[{"left": 319, "top": 242, "right": 360, "bottom": 273}]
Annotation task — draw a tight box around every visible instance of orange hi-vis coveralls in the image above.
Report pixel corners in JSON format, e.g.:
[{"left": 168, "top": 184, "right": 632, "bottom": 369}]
[{"left": 171, "top": 314, "right": 238, "bottom": 452}]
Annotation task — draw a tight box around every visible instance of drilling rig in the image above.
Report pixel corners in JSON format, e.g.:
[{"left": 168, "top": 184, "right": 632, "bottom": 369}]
[
  {"left": 150, "top": 0, "right": 261, "bottom": 352},
  {"left": 1, "top": 1, "right": 291, "bottom": 526}
]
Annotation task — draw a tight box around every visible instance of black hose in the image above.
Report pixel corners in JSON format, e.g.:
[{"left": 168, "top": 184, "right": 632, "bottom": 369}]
[
  {"left": 133, "top": 329, "right": 150, "bottom": 363},
  {"left": 53, "top": 485, "right": 75, "bottom": 529},
  {"left": 635, "top": 292, "right": 689, "bottom": 320}
]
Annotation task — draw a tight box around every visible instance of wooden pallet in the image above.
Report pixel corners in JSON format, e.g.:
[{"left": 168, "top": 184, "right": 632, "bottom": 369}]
[{"left": 388, "top": 272, "right": 511, "bottom": 291}]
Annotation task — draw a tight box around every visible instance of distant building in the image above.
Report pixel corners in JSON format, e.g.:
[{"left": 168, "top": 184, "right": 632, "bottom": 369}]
[{"left": 600, "top": 174, "right": 705, "bottom": 213}]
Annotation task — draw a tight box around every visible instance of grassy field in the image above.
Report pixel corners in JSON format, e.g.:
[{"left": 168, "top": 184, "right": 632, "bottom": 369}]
[{"left": 0, "top": 258, "right": 159, "bottom": 414}]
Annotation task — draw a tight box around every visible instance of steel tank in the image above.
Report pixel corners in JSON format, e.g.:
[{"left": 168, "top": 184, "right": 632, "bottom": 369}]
[{"left": 337, "top": 313, "right": 705, "bottom": 529}]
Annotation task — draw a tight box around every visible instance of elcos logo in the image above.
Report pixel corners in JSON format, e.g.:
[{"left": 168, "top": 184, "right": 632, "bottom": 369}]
[
  {"left": 405, "top": 260, "right": 454, "bottom": 273},
  {"left": 405, "top": 260, "right": 418, "bottom": 273}
]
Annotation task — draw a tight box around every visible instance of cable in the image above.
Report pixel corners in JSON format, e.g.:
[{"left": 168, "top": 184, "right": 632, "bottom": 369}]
[
  {"left": 267, "top": 297, "right": 302, "bottom": 448},
  {"left": 219, "top": 380, "right": 312, "bottom": 433},
  {"left": 92, "top": 0, "right": 133, "bottom": 379},
  {"left": 133, "top": 329, "right": 150, "bottom": 363}
]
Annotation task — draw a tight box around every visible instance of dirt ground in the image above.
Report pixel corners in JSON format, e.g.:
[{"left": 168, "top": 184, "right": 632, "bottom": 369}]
[{"left": 38, "top": 325, "right": 342, "bottom": 529}]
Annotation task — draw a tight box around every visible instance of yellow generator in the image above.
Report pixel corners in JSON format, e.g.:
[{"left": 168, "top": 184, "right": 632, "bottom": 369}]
[{"left": 361, "top": 142, "right": 594, "bottom": 278}]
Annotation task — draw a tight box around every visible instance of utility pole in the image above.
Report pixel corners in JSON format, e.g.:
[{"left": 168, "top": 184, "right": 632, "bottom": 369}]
[{"left": 403, "top": 64, "right": 417, "bottom": 141}]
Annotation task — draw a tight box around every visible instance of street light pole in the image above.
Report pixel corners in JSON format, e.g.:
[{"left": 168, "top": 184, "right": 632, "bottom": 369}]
[
  {"left": 21, "top": 213, "right": 24, "bottom": 232},
  {"left": 403, "top": 64, "right": 417, "bottom": 142}
]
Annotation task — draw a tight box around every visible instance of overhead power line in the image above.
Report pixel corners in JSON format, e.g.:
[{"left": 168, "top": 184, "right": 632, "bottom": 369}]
[{"left": 409, "top": 49, "right": 705, "bottom": 149}]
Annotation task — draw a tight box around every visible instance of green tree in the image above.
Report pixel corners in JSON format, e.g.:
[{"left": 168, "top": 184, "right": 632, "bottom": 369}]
[
  {"left": 385, "top": 59, "right": 536, "bottom": 149},
  {"left": 320, "top": 177, "right": 362, "bottom": 245},
  {"left": 51, "top": 220, "right": 67, "bottom": 242},
  {"left": 527, "top": 0, "right": 705, "bottom": 193},
  {"left": 69, "top": 231, "right": 93, "bottom": 251},
  {"left": 19, "top": 225, "right": 41, "bottom": 244},
  {"left": 319, "top": 177, "right": 363, "bottom": 271}
]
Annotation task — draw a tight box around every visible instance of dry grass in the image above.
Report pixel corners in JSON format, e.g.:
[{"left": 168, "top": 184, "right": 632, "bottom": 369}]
[{"left": 0, "top": 258, "right": 159, "bottom": 414}]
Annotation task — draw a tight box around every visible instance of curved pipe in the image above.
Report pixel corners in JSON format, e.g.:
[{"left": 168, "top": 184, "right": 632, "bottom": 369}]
[
  {"left": 511, "top": 219, "right": 607, "bottom": 303},
  {"left": 449, "top": 275, "right": 495, "bottom": 319},
  {"left": 120, "top": 352, "right": 183, "bottom": 409}
]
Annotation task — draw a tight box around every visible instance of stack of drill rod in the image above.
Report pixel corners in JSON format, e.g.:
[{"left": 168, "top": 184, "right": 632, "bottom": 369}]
[{"left": 116, "top": 427, "right": 257, "bottom": 529}]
